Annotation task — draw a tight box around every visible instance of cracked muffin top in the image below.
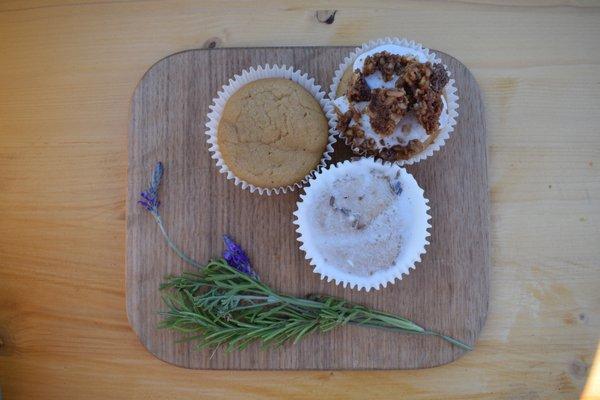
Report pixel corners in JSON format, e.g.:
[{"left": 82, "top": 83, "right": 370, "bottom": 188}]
[{"left": 217, "top": 78, "right": 329, "bottom": 188}]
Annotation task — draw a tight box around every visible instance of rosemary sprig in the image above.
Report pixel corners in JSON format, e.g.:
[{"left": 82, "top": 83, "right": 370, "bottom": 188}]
[
  {"left": 139, "top": 162, "right": 473, "bottom": 352},
  {"left": 159, "top": 260, "right": 472, "bottom": 351}
]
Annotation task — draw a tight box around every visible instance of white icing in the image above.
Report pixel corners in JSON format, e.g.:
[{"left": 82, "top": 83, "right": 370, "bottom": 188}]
[
  {"left": 294, "top": 158, "right": 431, "bottom": 287},
  {"left": 309, "top": 166, "right": 410, "bottom": 276},
  {"left": 352, "top": 44, "right": 428, "bottom": 68},
  {"left": 364, "top": 71, "right": 399, "bottom": 90},
  {"left": 336, "top": 44, "right": 450, "bottom": 150},
  {"left": 333, "top": 96, "right": 350, "bottom": 113}
]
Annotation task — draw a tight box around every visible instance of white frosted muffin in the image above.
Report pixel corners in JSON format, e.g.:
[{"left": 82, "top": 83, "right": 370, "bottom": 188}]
[{"left": 294, "top": 157, "right": 430, "bottom": 291}]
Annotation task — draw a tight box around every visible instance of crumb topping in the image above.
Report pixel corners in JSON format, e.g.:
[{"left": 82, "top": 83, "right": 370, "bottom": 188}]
[
  {"left": 336, "top": 106, "right": 361, "bottom": 133},
  {"left": 413, "top": 90, "right": 444, "bottom": 137},
  {"left": 347, "top": 70, "right": 372, "bottom": 102},
  {"left": 363, "top": 51, "right": 414, "bottom": 82},
  {"left": 338, "top": 50, "right": 450, "bottom": 161},
  {"left": 431, "top": 63, "right": 450, "bottom": 93},
  {"left": 366, "top": 88, "right": 409, "bottom": 136}
]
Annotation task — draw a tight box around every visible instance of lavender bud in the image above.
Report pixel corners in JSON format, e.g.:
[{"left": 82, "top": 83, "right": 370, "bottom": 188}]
[
  {"left": 223, "top": 235, "right": 258, "bottom": 279},
  {"left": 138, "top": 162, "right": 164, "bottom": 213}
]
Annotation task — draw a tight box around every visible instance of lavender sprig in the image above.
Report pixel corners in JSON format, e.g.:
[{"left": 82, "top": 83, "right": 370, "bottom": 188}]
[
  {"left": 138, "top": 162, "right": 256, "bottom": 276},
  {"left": 138, "top": 162, "right": 202, "bottom": 269}
]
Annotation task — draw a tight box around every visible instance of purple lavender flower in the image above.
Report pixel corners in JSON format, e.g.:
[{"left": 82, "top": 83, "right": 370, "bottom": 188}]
[
  {"left": 138, "top": 162, "right": 164, "bottom": 213},
  {"left": 223, "top": 235, "right": 257, "bottom": 279}
]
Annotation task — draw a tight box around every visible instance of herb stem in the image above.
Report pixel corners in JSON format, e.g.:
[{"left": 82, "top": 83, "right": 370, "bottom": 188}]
[
  {"left": 275, "top": 295, "right": 328, "bottom": 310},
  {"left": 424, "top": 330, "right": 473, "bottom": 351},
  {"left": 152, "top": 212, "right": 203, "bottom": 269}
]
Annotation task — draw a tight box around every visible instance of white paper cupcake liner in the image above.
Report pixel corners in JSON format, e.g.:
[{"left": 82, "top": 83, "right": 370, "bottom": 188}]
[
  {"left": 328, "top": 37, "right": 459, "bottom": 166},
  {"left": 205, "top": 64, "right": 336, "bottom": 195},
  {"left": 293, "top": 157, "right": 431, "bottom": 291}
]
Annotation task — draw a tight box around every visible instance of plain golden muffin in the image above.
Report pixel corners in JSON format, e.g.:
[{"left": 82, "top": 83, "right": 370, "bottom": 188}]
[
  {"left": 217, "top": 78, "right": 329, "bottom": 188},
  {"left": 336, "top": 66, "right": 355, "bottom": 98}
]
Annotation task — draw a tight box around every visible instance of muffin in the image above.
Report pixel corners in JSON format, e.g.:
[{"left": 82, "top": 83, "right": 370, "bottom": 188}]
[
  {"left": 206, "top": 65, "right": 335, "bottom": 195},
  {"left": 330, "top": 38, "right": 458, "bottom": 165},
  {"left": 294, "top": 157, "right": 430, "bottom": 291}
]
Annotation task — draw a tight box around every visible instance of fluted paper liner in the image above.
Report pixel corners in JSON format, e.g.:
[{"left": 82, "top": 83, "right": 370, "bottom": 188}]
[
  {"left": 328, "top": 37, "right": 459, "bottom": 166},
  {"left": 205, "top": 64, "right": 336, "bottom": 195},
  {"left": 293, "top": 157, "right": 431, "bottom": 291}
]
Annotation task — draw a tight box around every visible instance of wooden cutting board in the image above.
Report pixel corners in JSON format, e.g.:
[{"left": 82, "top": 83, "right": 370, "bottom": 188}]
[{"left": 126, "top": 46, "right": 489, "bottom": 370}]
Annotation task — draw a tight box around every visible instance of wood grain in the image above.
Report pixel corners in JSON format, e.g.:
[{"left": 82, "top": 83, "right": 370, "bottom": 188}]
[
  {"left": 126, "top": 47, "right": 489, "bottom": 370},
  {"left": 1, "top": 0, "right": 599, "bottom": 397}
]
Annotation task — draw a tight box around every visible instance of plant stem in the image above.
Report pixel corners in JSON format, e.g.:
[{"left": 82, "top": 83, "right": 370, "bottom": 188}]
[
  {"left": 351, "top": 322, "right": 472, "bottom": 351},
  {"left": 152, "top": 212, "right": 203, "bottom": 269},
  {"left": 424, "top": 330, "right": 473, "bottom": 351},
  {"left": 275, "top": 295, "right": 328, "bottom": 310}
]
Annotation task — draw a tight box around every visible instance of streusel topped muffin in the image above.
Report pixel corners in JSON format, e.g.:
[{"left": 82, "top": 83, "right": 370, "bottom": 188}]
[{"left": 330, "top": 39, "right": 458, "bottom": 164}]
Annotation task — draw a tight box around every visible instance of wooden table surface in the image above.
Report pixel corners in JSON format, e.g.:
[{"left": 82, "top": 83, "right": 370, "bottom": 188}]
[{"left": 0, "top": 1, "right": 599, "bottom": 399}]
